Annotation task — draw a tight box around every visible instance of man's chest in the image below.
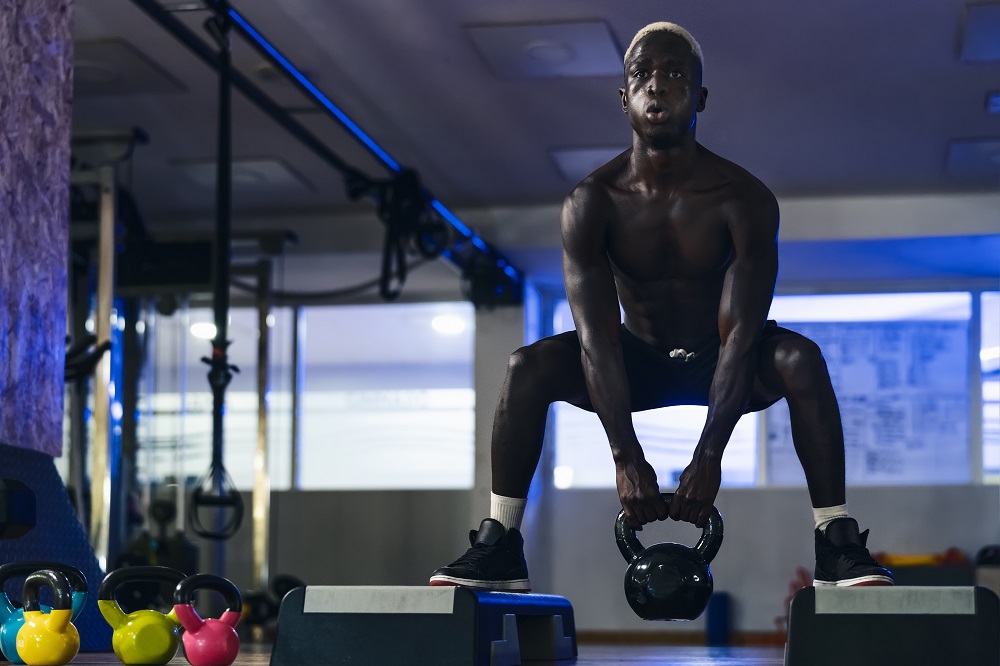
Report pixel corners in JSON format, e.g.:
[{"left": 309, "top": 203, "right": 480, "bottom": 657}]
[{"left": 607, "top": 196, "right": 733, "bottom": 281}]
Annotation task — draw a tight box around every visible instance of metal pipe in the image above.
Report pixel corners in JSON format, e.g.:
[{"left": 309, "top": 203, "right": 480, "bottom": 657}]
[
  {"left": 290, "top": 306, "right": 303, "bottom": 490},
  {"left": 90, "top": 164, "right": 118, "bottom": 570},
  {"left": 253, "top": 259, "right": 272, "bottom": 591}
]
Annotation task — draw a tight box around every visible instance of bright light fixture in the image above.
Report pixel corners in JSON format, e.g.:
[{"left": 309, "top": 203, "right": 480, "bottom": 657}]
[
  {"left": 190, "top": 322, "right": 217, "bottom": 340},
  {"left": 431, "top": 315, "right": 467, "bottom": 335}
]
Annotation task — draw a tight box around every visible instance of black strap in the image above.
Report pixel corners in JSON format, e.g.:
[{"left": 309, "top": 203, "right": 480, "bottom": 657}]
[{"left": 187, "top": 461, "right": 244, "bottom": 541}]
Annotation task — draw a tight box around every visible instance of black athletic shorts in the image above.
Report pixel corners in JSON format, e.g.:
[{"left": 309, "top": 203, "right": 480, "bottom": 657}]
[{"left": 549, "top": 320, "right": 795, "bottom": 414}]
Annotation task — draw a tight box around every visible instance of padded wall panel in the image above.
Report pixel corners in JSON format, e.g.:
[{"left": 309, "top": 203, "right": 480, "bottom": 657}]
[{"left": 0, "top": 444, "right": 112, "bottom": 650}]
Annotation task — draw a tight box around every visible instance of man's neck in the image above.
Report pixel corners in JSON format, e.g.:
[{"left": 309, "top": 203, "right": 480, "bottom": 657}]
[{"left": 629, "top": 134, "right": 700, "bottom": 191}]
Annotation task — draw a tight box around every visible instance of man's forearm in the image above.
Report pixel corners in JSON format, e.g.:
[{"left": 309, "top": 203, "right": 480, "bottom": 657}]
[
  {"left": 697, "top": 339, "right": 759, "bottom": 458},
  {"left": 580, "top": 342, "right": 642, "bottom": 461}
]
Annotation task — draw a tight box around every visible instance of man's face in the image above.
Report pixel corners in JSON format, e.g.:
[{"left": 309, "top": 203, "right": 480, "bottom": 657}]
[{"left": 619, "top": 32, "right": 707, "bottom": 146}]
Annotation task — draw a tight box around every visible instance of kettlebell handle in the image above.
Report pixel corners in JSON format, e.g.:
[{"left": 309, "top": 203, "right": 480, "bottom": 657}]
[
  {"left": 173, "top": 574, "right": 243, "bottom": 614},
  {"left": 0, "top": 561, "right": 88, "bottom": 598},
  {"left": 615, "top": 493, "right": 724, "bottom": 565},
  {"left": 22, "top": 571, "right": 73, "bottom": 614},
  {"left": 99, "top": 565, "right": 187, "bottom": 602}
]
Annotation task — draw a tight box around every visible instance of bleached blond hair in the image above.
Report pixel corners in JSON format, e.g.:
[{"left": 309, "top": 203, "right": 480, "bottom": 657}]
[{"left": 624, "top": 22, "right": 703, "bottom": 70}]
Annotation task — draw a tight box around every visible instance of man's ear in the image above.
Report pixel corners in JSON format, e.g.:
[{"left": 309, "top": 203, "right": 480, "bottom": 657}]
[
  {"left": 619, "top": 87, "right": 627, "bottom": 113},
  {"left": 697, "top": 87, "right": 708, "bottom": 112}
]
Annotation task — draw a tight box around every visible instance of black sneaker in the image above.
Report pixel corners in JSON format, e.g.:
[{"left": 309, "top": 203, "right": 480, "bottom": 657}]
[
  {"left": 429, "top": 519, "right": 531, "bottom": 592},
  {"left": 814, "top": 517, "right": 894, "bottom": 587}
]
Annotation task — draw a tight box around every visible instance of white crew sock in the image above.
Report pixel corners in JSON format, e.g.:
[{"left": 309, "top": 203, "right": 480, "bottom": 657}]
[
  {"left": 490, "top": 493, "right": 527, "bottom": 532},
  {"left": 813, "top": 503, "right": 849, "bottom": 534}
]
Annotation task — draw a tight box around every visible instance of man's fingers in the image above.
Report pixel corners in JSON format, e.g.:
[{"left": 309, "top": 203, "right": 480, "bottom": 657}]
[
  {"left": 636, "top": 502, "right": 657, "bottom": 526},
  {"left": 624, "top": 507, "right": 637, "bottom": 526},
  {"left": 667, "top": 495, "right": 683, "bottom": 521},
  {"left": 695, "top": 506, "right": 711, "bottom": 529},
  {"left": 655, "top": 496, "right": 670, "bottom": 521}
]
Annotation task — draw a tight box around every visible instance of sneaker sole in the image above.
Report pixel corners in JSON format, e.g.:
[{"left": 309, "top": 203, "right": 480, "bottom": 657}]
[
  {"left": 813, "top": 575, "right": 894, "bottom": 587},
  {"left": 428, "top": 575, "right": 531, "bottom": 592}
]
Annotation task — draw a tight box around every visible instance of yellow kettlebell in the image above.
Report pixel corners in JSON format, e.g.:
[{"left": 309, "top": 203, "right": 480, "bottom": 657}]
[
  {"left": 98, "top": 566, "right": 186, "bottom": 665},
  {"left": 15, "top": 570, "right": 79, "bottom": 666}
]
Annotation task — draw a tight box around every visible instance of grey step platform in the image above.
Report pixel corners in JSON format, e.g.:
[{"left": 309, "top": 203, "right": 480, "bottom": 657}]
[
  {"left": 269, "top": 586, "right": 577, "bottom": 666},
  {"left": 785, "top": 586, "right": 1000, "bottom": 666}
]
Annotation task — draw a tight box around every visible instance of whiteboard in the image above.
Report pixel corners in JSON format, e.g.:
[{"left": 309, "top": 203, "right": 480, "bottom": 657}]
[{"left": 765, "top": 321, "right": 970, "bottom": 485}]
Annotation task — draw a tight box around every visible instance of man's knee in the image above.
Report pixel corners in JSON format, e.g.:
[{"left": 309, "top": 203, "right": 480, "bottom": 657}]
[
  {"left": 506, "top": 339, "right": 573, "bottom": 396},
  {"left": 774, "top": 336, "right": 828, "bottom": 388},
  {"left": 507, "top": 343, "right": 546, "bottom": 384}
]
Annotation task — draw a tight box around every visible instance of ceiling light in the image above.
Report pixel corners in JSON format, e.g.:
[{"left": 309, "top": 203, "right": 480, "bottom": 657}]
[
  {"left": 988, "top": 92, "right": 1000, "bottom": 114},
  {"left": 190, "top": 322, "right": 217, "bottom": 340},
  {"left": 74, "top": 60, "right": 121, "bottom": 85},
  {"left": 466, "top": 21, "right": 621, "bottom": 79},
  {"left": 431, "top": 315, "right": 467, "bottom": 335},
  {"left": 523, "top": 40, "right": 575, "bottom": 65},
  {"left": 961, "top": 2, "right": 1000, "bottom": 62}
]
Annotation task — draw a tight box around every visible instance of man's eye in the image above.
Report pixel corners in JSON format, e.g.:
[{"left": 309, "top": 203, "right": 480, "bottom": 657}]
[
  {"left": 668, "top": 71, "right": 684, "bottom": 78},
  {"left": 633, "top": 70, "right": 648, "bottom": 78}
]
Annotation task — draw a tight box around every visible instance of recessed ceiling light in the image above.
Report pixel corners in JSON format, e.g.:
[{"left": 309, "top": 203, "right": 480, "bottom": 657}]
[
  {"left": 466, "top": 21, "right": 621, "bottom": 79},
  {"left": 75, "top": 60, "right": 121, "bottom": 85},
  {"left": 523, "top": 40, "right": 575, "bottom": 65},
  {"left": 987, "top": 91, "right": 1000, "bottom": 114},
  {"left": 174, "top": 158, "right": 313, "bottom": 192},
  {"left": 961, "top": 2, "right": 1000, "bottom": 62},
  {"left": 550, "top": 147, "right": 627, "bottom": 184},
  {"left": 431, "top": 315, "right": 467, "bottom": 335}
]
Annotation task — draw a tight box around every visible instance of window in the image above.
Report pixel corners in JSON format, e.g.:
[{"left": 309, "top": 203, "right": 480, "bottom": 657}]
[
  {"left": 139, "top": 306, "right": 294, "bottom": 491},
  {"left": 298, "top": 302, "right": 475, "bottom": 489},
  {"left": 765, "top": 293, "right": 972, "bottom": 485},
  {"left": 550, "top": 292, "right": 984, "bottom": 489}
]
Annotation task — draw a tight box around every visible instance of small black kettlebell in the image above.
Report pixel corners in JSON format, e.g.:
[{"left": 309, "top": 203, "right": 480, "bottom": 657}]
[{"left": 615, "top": 493, "right": 724, "bottom": 621}]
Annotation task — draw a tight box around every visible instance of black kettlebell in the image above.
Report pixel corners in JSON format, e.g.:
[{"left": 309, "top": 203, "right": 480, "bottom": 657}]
[{"left": 615, "top": 493, "right": 724, "bottom": 621}]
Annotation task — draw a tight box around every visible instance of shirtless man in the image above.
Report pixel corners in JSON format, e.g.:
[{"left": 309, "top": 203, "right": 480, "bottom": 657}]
[{"left": 430, "top": 22, "right": 892, "bottom": 591}]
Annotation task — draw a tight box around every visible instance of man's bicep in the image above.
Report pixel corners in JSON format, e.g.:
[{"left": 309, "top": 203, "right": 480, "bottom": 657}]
[
  {"left": 719, "top": 192, "right": 779, "bottom": 337},
  {"left": 560, "top": 189, "right": 620, "bottom": 342}
]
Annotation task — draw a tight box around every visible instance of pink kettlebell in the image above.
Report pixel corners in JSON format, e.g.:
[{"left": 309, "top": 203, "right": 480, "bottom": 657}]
[{"left": 172, "top": 574, "right": 241, "bottom": 666}]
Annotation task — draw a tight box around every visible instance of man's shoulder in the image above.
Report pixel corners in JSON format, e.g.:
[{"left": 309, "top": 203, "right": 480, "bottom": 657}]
[
  {"left": 702, "top": 147, "right": 774, "bottom": 197},
  {"left": 566, "top": 150, "right": 630, "bottom": 201},
  {"left": 700, "top": 148, "right": 776, "bottom": 207}
]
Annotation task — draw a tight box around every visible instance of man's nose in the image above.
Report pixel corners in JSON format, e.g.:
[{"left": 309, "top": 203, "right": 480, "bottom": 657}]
[{"left": 646, "top": 71, "right": 667, "bottom": 95}]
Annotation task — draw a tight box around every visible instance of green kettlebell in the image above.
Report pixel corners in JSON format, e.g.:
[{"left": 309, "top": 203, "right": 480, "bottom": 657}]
[
  {"left": 15, "top": 570, "right": 79, "bottom": 666},
  {"left": 99, "top": 566, "right": 186, "bottom": 665}
]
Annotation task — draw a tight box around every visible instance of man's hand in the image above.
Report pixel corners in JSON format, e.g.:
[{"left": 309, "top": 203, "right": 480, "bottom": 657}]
[
  {"left": 615, "top": 456, "right": 669, "bottom": 530},
  {"left": 670, "top": 455, "right": 722, "bottom": 528}
]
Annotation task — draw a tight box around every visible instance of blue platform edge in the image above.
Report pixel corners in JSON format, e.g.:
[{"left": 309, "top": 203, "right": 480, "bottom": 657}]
[
  {"left": 471, "top": 590, "right": 575, "bottom": 612},
  {"left": 0, "top": 443, "right": 112, "bottom": 651},
  {"left": 469, "top": 589, "right": 578, "bottom": 664}
]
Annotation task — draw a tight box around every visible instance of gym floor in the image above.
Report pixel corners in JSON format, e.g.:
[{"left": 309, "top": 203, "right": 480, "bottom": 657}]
[{"left": 68, "top": 643, "right": 787, "bottom": 664}]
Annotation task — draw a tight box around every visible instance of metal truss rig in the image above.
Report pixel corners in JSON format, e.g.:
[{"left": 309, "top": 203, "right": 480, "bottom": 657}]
[{"left": 130, "top": 0, "right": 524, "bottom": 307}]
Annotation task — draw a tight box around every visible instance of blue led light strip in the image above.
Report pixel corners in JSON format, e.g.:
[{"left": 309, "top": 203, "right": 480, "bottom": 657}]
[
  {"left": 216, "top": 1, "right": 521, "bottom": 283},
  {"left": 225, "top": 8, "right": 401, "bottom": 173}
]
